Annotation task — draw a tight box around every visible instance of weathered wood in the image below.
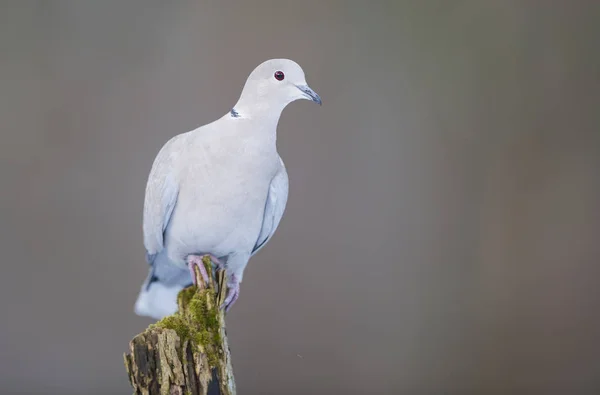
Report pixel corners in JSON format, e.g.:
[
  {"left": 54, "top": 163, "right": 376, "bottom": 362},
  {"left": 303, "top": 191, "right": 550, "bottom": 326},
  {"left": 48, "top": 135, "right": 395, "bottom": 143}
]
[{"left": 124, "top": 257, "right": 236, "bottom": 395}]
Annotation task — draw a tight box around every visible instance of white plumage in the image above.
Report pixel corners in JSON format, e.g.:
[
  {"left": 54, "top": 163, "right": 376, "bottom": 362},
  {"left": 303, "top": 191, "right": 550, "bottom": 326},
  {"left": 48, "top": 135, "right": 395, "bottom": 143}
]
[{"left": 134, "top": 59, "right": 321, "bottom": 319}]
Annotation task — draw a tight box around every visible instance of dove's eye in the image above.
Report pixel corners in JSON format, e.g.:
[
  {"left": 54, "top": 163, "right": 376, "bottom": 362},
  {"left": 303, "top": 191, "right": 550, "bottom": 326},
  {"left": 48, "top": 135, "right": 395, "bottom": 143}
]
[{"left": 274, "top": 71, "right": 285, "bottom": 81}]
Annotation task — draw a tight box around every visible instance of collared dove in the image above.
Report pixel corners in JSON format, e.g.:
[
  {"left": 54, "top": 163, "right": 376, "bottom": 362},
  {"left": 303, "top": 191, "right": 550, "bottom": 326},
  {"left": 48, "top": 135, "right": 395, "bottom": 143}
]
[{"left": 134, "top": 59, "right": 321, "bottom": 320}]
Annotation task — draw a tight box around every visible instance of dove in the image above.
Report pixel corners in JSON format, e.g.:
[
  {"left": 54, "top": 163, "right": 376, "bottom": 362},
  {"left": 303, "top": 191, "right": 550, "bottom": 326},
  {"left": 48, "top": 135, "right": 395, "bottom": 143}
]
[{"left": 134, "top": 59, "right": 321, "bottom": 320}]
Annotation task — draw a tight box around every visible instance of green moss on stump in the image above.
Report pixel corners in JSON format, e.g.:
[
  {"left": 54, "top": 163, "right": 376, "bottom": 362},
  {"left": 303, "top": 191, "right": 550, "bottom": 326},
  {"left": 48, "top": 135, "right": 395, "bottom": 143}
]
[
  {"left": 150, "top": 315, "right": 190, "bottom": 341},
  {"left": 150, "top": 257, "right": 225, "bottom": 367},
  {"left": 125, "top": 257, "right": 235, "bottom": 395}
]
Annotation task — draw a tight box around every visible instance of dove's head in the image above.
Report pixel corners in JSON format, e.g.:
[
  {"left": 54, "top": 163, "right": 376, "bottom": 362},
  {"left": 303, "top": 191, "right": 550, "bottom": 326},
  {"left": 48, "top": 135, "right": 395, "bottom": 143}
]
[{"left": 234, "top": 59, "right": 321, "bottom": 117}]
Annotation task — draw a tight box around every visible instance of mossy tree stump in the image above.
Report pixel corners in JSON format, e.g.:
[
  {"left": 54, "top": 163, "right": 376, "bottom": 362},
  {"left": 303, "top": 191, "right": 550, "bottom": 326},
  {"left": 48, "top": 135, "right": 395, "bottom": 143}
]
[{"left": 124, "top": 257, "right": 236, "bottom": 395}]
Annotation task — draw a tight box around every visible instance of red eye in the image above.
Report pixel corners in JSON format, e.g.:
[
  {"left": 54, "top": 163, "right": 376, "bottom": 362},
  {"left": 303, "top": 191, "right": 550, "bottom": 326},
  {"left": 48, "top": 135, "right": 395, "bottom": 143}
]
[{"left": 274, "top": 71, "right": 285, "bottom": 81}]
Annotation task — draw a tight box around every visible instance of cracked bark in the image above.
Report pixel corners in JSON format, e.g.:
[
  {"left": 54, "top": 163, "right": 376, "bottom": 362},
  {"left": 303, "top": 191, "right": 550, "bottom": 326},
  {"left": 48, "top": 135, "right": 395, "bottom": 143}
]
[{"left": 124, "top": 258, "right": 236, "bottom": 395}]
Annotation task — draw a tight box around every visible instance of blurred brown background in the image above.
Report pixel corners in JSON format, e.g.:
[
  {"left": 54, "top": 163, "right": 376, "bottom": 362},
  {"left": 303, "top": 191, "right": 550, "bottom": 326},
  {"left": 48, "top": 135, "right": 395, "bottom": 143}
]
[{"left": 1, "top": 1, "right": 599, "bottom": 394}]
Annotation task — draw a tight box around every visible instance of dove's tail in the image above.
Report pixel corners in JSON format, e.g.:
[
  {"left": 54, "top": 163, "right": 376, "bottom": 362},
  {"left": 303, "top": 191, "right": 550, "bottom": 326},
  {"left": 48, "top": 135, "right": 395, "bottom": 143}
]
[{"left": 134, "top": 266, "right": 190, "bottom": 320}]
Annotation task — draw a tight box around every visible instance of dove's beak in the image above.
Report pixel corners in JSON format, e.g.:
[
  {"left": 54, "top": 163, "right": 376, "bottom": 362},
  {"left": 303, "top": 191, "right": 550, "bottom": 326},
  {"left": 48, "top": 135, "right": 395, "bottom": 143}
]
[{"left": 296, "top": 85, "right": 322, "bottom": 106}]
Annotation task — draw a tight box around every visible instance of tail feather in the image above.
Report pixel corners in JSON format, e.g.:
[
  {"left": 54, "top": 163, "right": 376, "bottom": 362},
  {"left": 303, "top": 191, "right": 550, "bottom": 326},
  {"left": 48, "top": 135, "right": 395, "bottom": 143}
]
[{"left": 134, "top": 269, "right": 185, "bottom": 320}]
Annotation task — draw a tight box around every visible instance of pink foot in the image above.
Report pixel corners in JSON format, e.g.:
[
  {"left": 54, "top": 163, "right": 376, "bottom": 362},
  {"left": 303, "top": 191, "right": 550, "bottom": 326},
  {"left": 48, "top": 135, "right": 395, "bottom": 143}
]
[
  {"left": 186, "top": 254, "right": 214, "bottom": 285},
  {"left": 222, "top": 274, "right": 240, "bottom": 313}
]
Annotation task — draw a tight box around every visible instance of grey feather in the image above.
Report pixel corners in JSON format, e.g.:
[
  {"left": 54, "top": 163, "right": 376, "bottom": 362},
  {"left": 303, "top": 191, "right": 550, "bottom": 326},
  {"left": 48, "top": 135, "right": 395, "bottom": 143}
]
[
  {"left": 252, "top": 160, "right": 289, "bottom": 255},
  {"left": 142, "top": 134, "right": 184, "bottom": 260}
]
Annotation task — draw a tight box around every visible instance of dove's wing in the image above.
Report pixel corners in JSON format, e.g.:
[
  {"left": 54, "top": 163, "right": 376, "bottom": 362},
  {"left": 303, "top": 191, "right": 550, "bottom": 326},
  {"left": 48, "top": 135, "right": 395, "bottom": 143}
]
[
  {"left": 142, "top": 135, "right": 184, "bottom": 263},
  {"left": 252, "top": 159, "right": 289, "bottom": 256}
]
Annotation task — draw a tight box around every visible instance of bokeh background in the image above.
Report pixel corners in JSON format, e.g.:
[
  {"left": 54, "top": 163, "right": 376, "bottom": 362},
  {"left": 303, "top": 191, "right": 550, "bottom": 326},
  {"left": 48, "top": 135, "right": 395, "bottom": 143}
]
[{"left": 1, "top": 1, "right": 599, "bottom": 394}]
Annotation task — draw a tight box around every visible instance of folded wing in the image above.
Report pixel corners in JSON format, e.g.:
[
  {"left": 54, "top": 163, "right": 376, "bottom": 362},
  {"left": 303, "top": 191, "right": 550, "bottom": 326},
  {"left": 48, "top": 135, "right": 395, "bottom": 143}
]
[{"left": 252, "top": 160, "right": 289, "bottom": 255}]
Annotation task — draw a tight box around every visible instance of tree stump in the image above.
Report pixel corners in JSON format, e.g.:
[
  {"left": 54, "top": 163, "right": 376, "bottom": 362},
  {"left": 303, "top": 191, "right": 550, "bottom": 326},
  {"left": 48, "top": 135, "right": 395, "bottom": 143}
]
[{"left": 124, "top": 257, "right": 236, "bottom": 395}]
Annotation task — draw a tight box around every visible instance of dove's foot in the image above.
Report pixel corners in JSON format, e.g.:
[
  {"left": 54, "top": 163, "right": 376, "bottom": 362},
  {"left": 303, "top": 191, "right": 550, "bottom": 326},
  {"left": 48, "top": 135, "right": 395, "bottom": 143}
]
[
  {"left": 186, "top": 254, "right": 213, "bottom": 285},
  {"left": 222, "top": 274, "right": 240, "bottom": 313}
]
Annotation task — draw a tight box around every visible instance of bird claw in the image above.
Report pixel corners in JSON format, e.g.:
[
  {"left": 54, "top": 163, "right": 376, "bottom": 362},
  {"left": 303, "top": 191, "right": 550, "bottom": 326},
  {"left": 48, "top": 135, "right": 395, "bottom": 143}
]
[
  {"left": 188, "top": 254, "right": 239, "bottom": 312},
  {"left": 221, "top": 275, "right": 240, "bottom": 313},
  {"left": 186, "top": 254, "right": 215, "bottom": 285}
]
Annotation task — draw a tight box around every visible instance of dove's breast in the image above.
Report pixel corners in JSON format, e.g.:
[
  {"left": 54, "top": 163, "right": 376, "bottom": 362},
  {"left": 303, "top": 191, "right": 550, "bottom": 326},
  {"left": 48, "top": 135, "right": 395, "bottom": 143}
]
[{"left": 163, "top": 129, "right": 281, "bottom": 267}]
